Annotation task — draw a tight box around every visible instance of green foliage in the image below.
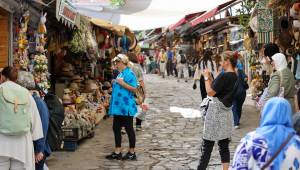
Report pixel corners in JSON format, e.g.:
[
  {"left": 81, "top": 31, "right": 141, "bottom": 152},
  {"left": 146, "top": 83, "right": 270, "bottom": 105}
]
[
  {"left": 236, "top": 0, "right": 256, "bottom": 31},
  {"left": 70, "top": 24, "right": 86, "bottom": 53},
  {"left": 110, "top": 0, "right": 125, "bottom": 8}
]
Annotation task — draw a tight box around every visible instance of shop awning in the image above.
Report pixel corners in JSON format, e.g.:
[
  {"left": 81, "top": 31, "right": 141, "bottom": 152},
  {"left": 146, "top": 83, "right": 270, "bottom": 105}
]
[
  {"left": 168, "top": 11, "right": 205, "bottom": 31},
  {"left": 69, "top": 0, "right": 234, "bottom": 30},
  {"left": 190, "top": 0, "right": 237, "bottom": 27},
  {"left": 90, "top": 18, "right": 129, "bottom": 35},
  {"left": 193, "top": 18, "right": 230, "bottom": 35}
]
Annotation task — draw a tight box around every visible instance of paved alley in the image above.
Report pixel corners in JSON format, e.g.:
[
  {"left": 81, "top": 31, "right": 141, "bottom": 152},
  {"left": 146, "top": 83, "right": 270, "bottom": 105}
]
[{"left": 47, "top": 74, "right": 259, "bottom": 170}]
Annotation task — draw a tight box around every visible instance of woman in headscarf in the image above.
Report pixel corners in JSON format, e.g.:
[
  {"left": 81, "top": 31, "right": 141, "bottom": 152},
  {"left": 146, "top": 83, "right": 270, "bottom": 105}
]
[
  {"left": 106, "top": 54, "right": 138, "bottom": 161},
  {"left": 264, "top": 53, "right": 296, "bottom": 113},
  {"left": 232, "top": 98, "right": 300, "bottom": 170}
]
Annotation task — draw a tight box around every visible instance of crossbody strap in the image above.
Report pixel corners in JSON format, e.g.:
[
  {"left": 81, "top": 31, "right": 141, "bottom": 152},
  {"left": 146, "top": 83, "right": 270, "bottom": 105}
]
[
  {"left": 261, "top": 133, "right": 294, "bottom": 170},
  {"left": 279, "top": 71, "right": 283, "bottom": 88}
]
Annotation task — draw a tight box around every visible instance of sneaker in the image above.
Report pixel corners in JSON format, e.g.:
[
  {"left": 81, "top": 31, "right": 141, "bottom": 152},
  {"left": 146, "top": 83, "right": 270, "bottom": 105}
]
[
  {"left": 105, "top": 152, "right": 122, "bottom": 160},
  {"left": 121, "top": 128, "right": 126, "bottom": 135},
  {"left": 122, "top": 152, "right": 137, "bottom": 161},
  {"left": 234, "top": 126, "right": 240, "bottom": 129},
  {"left": 136, "top": 125, "right": 142, "bottom": 131}
]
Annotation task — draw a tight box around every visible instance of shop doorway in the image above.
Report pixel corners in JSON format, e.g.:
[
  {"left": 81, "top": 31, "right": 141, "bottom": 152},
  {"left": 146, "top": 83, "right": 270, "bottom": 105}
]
[{"left": 0, "top": 7, "right": 9, "bottom": 68}]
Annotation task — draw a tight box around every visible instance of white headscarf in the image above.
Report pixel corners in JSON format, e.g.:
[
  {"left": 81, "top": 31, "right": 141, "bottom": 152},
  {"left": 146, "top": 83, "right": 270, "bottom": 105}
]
[{"left": 272, "top": 53, "right": 288, "bottom": 71}]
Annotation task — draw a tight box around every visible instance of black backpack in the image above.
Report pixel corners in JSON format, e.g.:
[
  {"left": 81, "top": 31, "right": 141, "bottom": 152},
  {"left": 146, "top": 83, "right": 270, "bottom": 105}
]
[
  {"left": 180, "top": 54, "right": 187, "bottom": 64},
  {"left": 44, "top": 93, "right": 65, "bottom": 151}
]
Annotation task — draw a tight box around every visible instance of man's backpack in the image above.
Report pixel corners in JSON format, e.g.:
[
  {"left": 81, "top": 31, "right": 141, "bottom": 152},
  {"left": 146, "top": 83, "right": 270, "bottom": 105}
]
[
  {"left": 180, "top": 54, "right": 187, "bottom": 64},
  {"left": 0, "top": 85, "right": 31, "bottom": 135},
  {"left": 44, "top": 93, "right": 65, "bottom": 151}
]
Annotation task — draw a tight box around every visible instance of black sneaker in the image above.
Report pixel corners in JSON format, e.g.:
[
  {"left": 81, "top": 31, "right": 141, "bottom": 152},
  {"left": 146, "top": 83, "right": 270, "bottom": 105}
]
[
  {"left": 122, "top": 152, "right": 137, "bottom": 161},
  {"left": 105, "top": 152, "right": 122, "bottom": 160}
]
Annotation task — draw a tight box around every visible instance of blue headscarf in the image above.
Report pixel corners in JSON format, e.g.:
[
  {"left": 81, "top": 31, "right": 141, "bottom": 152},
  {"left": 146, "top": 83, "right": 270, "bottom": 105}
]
[{"left": 256, "top": 97, "right": 296, "bottom": 169}]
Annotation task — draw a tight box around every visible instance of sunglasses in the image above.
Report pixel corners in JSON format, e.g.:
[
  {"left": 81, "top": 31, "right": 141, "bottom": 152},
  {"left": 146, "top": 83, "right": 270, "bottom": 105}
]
[{"left": 113, "top": 60, "right": 121, "bottom": 65}]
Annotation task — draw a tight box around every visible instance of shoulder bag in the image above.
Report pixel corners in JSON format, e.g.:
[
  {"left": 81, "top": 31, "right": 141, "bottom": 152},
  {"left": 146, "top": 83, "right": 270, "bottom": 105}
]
[{"left": 261, "top": 133, "right": 294, "bottom": 170}]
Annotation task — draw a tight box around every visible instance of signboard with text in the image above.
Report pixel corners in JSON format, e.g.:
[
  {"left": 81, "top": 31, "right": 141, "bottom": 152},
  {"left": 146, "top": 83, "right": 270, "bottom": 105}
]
[{"left": 59, "top": 0, "right": 77, "bottom": 24}]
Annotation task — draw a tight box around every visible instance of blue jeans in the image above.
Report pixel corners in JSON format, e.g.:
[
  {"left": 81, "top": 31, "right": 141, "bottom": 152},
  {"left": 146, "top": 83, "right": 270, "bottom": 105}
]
[{"left": 232, "top": 91, "right": 246, "bottom": 126}]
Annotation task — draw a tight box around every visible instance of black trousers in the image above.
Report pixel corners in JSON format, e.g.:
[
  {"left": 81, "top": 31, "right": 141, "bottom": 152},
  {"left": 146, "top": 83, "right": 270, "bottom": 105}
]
[
  {"left": 200, "top": 75, "right": 207, "bottom": 100},
  {"left": 173, "top": 63, "right": 178, "bottom": 77},
  {"left": 198, "top": 138, "right": 230, "bottom": 170},
  {"left": 113, "top": 115, "right": 136, "bottom": 148},
  {"left": 166, "top": 60, "right": 173, "bottom": 76},
  {"left": 136, "top": 118, "right": 142, "bottom": 126}
]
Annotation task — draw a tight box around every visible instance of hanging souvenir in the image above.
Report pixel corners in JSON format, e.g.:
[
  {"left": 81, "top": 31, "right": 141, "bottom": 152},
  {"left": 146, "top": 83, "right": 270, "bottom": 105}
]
[
  {"left": 277, "top": 16, "right": 293, "bottom": 52},
  {"left": 257, "top": 0, "right": 274, "bottom": 44},
  {"left": 33, "top": 12, "right": 50, "bottom": 92},
  {"left": 15, "top": 11, "right": 30, "bottom": 70}
]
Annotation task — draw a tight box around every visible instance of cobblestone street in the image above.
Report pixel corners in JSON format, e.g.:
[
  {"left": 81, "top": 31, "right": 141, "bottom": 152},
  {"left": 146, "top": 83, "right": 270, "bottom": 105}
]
[{"left": 47, "top": 74, "right": 259, "bottom": 170}]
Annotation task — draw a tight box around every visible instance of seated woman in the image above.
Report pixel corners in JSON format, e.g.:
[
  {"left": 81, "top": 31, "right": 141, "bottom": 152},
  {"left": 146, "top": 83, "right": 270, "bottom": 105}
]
[{"left": 232, "top": 97, "right": 300, "bottom": 169}]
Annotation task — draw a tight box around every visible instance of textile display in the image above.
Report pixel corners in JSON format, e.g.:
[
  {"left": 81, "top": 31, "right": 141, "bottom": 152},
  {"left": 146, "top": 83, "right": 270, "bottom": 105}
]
[{"left": 257, "top": 0, "right": 274, "bottom": 44}]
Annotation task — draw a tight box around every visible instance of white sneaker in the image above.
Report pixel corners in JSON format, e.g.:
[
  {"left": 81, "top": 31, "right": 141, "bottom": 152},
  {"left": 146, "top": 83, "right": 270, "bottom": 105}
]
[{"left": 234, "top": 126, "right": 240, "bottom": 129}]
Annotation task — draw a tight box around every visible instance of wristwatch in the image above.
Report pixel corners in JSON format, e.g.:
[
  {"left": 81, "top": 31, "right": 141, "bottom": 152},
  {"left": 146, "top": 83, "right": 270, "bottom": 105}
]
[{"left": 204, "top": 76, "right": 209, "bottom": 81}]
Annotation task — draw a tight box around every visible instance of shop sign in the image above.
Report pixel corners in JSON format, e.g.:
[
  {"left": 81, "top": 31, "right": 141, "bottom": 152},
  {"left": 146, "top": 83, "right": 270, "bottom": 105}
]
[{"left": 59, "top": 0, "right": 77, "bottom": 24}]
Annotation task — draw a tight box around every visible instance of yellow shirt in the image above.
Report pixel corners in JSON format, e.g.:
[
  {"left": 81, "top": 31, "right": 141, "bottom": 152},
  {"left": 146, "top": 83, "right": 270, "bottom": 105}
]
[{"left": 159, "top": 52, "right": 167, "bottom": 62}]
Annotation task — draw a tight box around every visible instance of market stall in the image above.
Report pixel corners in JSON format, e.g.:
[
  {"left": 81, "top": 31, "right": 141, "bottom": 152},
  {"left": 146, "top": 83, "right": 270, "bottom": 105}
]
[{"left": 245, "top": 0, "right": 300, "bottom": 99}]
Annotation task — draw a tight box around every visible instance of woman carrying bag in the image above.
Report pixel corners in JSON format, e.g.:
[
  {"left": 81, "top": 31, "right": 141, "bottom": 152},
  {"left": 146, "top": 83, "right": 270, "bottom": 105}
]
[
  {"left": 232, "top": 52, "right": 249, "bottom": 129},
  {"left": 257, "top": 53, "right": 296, "bottom": 113},
  {"left": 232, "top": 98, "right": 300, "bottom": 170},
  {"left": 198, "top": 51, "right": 238, "bottom": 170},
  {"left": 106, "top": 54, "right": 138, "bottom": 161}
]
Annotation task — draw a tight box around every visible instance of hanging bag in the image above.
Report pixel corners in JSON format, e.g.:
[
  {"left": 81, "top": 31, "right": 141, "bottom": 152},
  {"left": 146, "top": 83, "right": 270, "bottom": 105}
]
[{"left": 135, "top": 85, "right": 145, "bottom": 105}]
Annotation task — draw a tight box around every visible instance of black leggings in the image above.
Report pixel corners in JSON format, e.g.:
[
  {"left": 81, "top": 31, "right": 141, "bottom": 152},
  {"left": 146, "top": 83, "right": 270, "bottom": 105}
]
[
  {"left": 200, "top": 75, "right": 207, "bottom": 100},
  {"left": 136, "top": 118, "right": 142, "bottom": 126},
  {"left": 113, "top": 115, "right": 136, "bottom": 148},
  {"left": 198, "top": 138, "right": 230, "bottom": 170}
]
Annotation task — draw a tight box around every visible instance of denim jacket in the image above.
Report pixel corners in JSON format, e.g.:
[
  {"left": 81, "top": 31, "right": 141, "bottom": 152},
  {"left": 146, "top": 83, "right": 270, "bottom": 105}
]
[{"left": 33, "top": 93, "right": 51, "bottom": 156}]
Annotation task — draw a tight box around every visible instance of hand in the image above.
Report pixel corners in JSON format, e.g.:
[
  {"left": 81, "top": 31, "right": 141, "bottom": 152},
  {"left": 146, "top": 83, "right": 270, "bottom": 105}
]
[
  {"left": 193, "top": 83, "right": 197, "bottom": 90},
  {"left": 117, "top": 78, "right": 124, "bottom": 85},
  {"left": 203, "top": 69, "right": 211, "bottom": 78},
  {"left": 35, "top": 152, "right": 44, "bottom": 163}
]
